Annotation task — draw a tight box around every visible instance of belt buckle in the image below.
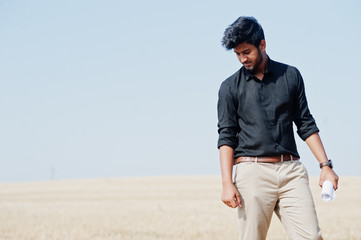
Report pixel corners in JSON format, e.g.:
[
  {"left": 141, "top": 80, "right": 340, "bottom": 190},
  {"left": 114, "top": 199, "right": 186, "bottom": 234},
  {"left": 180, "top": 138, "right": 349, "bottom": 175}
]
[{"left": 245, "top": 157, "right": 253, "bottom": 162}]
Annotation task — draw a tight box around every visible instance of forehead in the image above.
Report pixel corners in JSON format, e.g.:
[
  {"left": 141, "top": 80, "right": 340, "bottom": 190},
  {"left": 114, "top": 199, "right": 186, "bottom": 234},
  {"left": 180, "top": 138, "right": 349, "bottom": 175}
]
[{"left": 234, "top": 42, "right": 257, "bottom": 52}]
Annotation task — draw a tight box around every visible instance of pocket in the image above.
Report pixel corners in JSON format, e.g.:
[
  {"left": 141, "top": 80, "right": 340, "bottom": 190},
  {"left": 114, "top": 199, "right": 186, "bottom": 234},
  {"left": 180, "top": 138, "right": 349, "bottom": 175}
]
[
  {"left": 234, "top": 162, "right": 252, "bottom": 187},
  {"left": 297, "top": 161, "right": 309, "bottom": 181}
]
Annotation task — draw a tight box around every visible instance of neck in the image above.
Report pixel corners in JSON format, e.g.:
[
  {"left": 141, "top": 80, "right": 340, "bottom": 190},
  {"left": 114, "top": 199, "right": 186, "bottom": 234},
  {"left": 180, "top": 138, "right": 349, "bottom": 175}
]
[{"left": 253, "top": 54, "right": 268, "bottom": 80}]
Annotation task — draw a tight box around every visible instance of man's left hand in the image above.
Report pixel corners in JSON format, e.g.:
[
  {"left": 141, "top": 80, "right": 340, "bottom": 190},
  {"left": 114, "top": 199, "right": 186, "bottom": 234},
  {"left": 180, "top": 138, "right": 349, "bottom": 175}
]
[{"left": 319, "top": 167, "right": 339, "bottom": 190}]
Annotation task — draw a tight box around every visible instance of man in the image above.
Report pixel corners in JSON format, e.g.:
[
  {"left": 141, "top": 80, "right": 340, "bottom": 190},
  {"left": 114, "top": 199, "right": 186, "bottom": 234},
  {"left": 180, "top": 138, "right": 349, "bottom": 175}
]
[{"left": 217, "top": 16, "right": 339, "bottom": 240}]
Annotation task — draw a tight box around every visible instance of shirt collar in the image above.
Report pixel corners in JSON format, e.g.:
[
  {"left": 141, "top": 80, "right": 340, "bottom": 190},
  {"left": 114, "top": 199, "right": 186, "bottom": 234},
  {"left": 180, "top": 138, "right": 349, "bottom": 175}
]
[{"left": 244, "top": 56, "right": 275, "bottom": 81}]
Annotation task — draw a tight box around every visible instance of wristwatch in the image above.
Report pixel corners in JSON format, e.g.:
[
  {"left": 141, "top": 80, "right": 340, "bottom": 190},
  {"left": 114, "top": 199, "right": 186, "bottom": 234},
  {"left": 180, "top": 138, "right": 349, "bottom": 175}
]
[{"left": 320, "top": 159, "right": 333, "bottom": 169}]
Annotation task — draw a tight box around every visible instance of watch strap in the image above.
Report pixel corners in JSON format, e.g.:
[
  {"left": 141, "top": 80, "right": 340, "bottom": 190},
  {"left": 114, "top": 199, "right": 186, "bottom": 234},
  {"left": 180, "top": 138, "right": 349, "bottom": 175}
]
[{"left": 320, "top": 159, "right": 333, "bottom": 169}]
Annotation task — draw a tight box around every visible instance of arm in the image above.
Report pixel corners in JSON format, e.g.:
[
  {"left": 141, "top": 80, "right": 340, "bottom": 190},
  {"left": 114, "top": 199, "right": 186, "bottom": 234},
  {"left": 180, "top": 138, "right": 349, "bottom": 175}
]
[
  {"left": 305, "top": 132, "right": 339, "bottom": 190},
  {"left": 219, "top": 145, "right": 241, "bottom": 208},
  {"left": 291, "top": 70, "right": 339, "bottom": 190},
  {"left": 217, "top": 80, "right": 241, "bottom": 208}
]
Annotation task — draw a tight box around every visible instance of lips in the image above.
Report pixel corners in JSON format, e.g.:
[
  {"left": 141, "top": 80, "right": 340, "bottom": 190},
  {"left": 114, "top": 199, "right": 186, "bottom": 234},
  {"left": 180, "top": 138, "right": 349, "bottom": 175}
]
[{"left": 244, "top": 63, "right": 252, "bottom": 68}]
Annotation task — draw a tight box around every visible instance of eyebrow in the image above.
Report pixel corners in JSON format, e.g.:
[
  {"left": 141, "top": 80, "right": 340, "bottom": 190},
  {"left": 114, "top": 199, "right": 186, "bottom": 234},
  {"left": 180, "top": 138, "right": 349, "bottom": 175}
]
[{"left": 234, "top": 48, "right": 250, "bottom": 54}]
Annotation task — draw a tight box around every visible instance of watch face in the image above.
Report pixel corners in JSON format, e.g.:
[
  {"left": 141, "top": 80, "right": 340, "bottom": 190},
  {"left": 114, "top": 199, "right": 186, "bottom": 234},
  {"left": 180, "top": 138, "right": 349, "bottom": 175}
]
[{"left": 328, "top": 159, "right": 333, "bottom": 168}]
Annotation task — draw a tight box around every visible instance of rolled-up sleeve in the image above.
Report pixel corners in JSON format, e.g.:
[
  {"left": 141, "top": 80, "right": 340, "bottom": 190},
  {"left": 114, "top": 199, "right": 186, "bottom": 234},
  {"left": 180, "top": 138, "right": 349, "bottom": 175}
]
[
  {"left": 217, "top": 81, "right": 239, "bottom": 149},
  {"left": 293, "top": 70, "right": 319, "bottom": 141}
]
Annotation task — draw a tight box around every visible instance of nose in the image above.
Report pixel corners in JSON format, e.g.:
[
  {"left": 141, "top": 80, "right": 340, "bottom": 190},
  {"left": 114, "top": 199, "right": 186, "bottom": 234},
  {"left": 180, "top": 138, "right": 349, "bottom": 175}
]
[{"left": 239, "top": 54, "right": 247, "bottom": 63}]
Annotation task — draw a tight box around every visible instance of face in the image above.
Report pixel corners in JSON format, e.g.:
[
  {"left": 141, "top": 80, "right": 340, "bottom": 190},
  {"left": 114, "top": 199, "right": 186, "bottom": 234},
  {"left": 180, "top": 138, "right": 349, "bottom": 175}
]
[{"left": 233, "top": 41, "right": 265, "bottom": 73}]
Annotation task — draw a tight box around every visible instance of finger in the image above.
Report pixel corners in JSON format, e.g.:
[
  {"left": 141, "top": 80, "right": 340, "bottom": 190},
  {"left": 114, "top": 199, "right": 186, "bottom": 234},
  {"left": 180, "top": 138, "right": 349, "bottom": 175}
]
[
  {"left": 329, "top": 175, "right": 338, "bottom": 190},
  {"left": 319, "top": 179, "right": 323, "bottom": 188},
  {"left": 335, "top": 175, "right": 338, "bottom": 190},
  {"left": 333, "top": 178, "right": 339, "bottom": 190},
  {"left": 229, "top": 199, "right": 237, "bottom": 208},
  {"left": 223, "top": 200, "right": 232, "bottom": 208},
  {"left": 236, "top": 194, "right": 242, "bottom": 208}
]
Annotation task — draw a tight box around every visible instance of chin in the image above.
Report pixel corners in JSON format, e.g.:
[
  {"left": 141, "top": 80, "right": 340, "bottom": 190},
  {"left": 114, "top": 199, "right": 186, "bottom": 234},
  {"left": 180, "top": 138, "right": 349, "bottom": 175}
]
[{"left": 246, "top": 66, "right": 255, "bottom": 72}]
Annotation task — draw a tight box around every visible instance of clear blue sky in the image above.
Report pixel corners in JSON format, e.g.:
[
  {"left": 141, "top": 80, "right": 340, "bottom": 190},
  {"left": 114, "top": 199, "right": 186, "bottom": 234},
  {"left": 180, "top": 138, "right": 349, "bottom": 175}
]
[{"left": 0, "top": 0, "right": 360, "bottom": 182}]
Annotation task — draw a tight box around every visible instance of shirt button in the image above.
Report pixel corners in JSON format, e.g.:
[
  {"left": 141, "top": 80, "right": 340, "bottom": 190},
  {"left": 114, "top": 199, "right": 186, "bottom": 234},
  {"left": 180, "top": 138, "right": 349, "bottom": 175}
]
[{"left": 275, "top": 144, "right": 279, "bottom": 151}]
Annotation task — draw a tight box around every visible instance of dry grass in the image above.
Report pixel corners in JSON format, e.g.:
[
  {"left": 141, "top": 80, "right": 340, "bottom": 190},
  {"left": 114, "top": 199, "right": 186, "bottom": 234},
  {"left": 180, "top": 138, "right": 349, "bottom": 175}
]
[{"left": 0, "top": 176, "right": 360, "bottom": 240}]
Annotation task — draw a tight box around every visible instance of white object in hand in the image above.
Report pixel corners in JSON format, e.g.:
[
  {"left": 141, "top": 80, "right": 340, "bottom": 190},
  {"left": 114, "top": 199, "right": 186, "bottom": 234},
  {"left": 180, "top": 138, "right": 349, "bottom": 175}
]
[{"left": 321, "top": 180, "right": 335, "bottom": 202}]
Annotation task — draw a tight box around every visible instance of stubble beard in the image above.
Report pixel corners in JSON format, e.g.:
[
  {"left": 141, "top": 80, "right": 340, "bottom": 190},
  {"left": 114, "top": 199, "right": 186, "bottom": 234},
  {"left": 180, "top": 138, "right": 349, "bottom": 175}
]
[{"left": 248, "top": 48, "right": 263, "bottom": 74}]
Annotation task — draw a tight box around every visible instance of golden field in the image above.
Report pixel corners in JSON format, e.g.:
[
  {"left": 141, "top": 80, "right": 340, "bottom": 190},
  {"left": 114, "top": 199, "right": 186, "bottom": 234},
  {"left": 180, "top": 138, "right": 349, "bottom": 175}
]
[{"left": 0, "top": 176, "right": 360, "bottom": 240}]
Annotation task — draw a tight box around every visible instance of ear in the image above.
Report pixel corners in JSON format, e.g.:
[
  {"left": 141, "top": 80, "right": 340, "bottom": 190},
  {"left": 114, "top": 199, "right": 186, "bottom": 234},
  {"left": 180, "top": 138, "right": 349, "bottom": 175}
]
[{"left": 259, "top": 40, "right": 266, "bottom": 52}]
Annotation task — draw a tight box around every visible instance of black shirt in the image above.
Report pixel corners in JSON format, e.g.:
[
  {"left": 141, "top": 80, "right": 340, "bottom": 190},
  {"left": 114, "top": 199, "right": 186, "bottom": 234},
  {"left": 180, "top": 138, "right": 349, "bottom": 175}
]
[{"left": 217, "top": 58, "right": 319, "bottom": 158}]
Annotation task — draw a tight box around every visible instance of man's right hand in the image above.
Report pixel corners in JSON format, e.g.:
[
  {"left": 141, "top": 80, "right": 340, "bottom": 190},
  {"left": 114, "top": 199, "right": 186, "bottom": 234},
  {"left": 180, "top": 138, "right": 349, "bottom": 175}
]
[{"left": 221, "top": 182, "right": 242, "bottom": 208}]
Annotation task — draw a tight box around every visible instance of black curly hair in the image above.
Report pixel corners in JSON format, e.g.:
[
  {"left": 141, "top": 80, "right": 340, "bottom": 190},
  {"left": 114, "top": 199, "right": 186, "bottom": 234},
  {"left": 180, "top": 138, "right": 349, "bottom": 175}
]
[{"left": 221, "top": 16, "right": 265, "bottom": 50}]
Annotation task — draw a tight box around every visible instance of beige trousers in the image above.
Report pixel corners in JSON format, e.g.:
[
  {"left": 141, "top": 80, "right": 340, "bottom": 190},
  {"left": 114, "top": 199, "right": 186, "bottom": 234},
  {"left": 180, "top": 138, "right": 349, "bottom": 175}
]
[{"left": 234, "top": 160, "right": 323, "bottom": 240}]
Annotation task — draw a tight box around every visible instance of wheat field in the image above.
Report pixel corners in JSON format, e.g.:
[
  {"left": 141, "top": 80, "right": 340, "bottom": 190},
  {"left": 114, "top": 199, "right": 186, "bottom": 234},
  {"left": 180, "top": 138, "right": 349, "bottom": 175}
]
[{"left": 0, "top": 175, "right": 360, "bottom": 240}]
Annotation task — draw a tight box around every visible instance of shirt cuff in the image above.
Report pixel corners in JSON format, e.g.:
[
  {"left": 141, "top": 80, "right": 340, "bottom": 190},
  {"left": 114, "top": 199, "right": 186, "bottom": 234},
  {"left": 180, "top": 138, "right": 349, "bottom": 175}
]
[
  {"left": 297, "top": 126, "right": 319, "bottom": 141},
  {"left": 217, "top": 139, "right": 237, "bottom": 149}
]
